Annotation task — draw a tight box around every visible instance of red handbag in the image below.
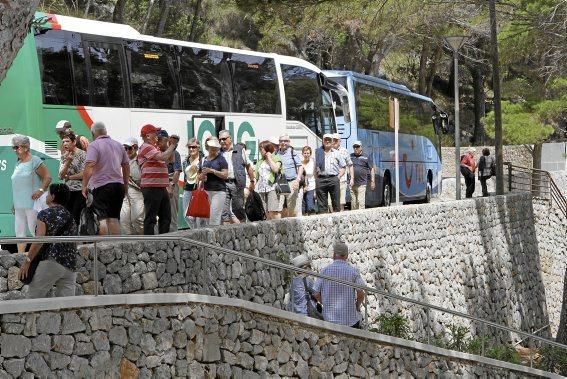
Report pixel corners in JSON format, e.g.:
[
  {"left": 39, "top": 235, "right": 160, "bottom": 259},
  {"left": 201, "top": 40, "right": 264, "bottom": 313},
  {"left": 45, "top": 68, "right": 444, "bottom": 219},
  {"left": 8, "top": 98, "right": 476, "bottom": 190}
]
[{"left": 186, "top": 183, "right": 210, "bottom": 218}]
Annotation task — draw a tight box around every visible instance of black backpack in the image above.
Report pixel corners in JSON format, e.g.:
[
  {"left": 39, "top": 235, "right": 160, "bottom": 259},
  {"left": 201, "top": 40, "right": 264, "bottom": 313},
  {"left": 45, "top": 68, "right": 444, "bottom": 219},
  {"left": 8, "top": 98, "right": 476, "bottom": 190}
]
[
  {"left": 79, "top": 206, "right": 100, "bottom": 236},
  {"left": 245, "top": 191, "right": 266, "bottom": 222}
]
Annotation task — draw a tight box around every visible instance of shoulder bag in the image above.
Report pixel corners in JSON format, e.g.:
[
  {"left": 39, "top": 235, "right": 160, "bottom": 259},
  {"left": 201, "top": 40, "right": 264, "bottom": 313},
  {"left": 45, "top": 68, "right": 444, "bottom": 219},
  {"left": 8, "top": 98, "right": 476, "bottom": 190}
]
[
  {"left": 186, "top": 182, "right": 210, "bottom": 218},
  {"left": 303, "top": 277, "right": 324, "bottom": 320}
]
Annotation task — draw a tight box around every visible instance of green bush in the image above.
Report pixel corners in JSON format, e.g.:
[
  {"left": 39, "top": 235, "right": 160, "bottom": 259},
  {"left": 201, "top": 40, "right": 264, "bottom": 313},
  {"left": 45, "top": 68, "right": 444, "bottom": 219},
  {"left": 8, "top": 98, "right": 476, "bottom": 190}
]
[
  {"left": 370, "top": 313, "right": 412, "bottom": 340},
  {"left": 537, "top": 346, "right": 567, "bottom": 376},
  {"left": 485, "top": 345, "right": 522, "bottom": 365}
]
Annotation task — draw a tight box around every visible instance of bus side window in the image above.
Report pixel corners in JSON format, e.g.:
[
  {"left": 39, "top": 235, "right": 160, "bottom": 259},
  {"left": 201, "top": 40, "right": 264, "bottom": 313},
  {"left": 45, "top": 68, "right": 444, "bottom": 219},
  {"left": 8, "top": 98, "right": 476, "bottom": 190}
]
[
  {"left": 88, "top": 41, "right": 126, "bottom": 107},
  {"left": 127, "top": 41, "right": 180, "bottom": 110},
  {"left": 179, "top": 47, "right": 223, "bottom": 112},
  {"left": 36, "top": 30, "right": 75, "bottom": 105},
  {"left": 231, "top": 54, "right": 280, "bottom": 115}
]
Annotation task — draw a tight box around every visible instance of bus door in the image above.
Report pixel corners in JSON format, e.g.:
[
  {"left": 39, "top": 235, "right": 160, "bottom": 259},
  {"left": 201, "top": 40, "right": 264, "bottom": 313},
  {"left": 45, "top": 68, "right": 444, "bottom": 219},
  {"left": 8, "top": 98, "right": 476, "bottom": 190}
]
[{"left": 190, "top": 115, "right": 225, "bottom": 152}]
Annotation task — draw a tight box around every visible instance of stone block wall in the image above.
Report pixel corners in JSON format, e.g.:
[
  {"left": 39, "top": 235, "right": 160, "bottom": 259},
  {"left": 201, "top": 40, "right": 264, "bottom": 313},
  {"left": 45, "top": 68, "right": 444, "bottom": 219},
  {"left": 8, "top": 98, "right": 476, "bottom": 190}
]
[
  {"left": 0, "top": 297, "right": 543, "bottom": 378},
  {"left": 1, "top": 194, "right": 564, "bottom": 342}
]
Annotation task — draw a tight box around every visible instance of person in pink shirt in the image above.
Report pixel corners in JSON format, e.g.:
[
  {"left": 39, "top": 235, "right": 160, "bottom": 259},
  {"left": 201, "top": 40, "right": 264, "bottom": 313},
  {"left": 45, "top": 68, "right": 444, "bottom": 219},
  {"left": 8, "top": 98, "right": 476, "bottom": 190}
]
[
  {"left": 81, "top": 122, "right": 130, "bottom": 235},
  {"left": 460, "top": 147, "right": 477, "bottom": 198}
]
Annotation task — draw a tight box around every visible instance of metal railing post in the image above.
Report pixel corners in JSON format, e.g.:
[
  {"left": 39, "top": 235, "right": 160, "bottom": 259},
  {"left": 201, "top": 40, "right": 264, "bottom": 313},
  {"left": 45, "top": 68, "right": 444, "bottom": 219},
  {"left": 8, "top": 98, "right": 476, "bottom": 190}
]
[
  {"left": 93, "top": 241, "right": 98, "bottom": 296},
  {"left": 364, "top": 291, "right": 369, "bottom": 330},
  {"left": 506, "top": 162, "right": 513, "bottom": 192},
  {"left": 481, "top": 322, "right": 485, "bottom": 356}
]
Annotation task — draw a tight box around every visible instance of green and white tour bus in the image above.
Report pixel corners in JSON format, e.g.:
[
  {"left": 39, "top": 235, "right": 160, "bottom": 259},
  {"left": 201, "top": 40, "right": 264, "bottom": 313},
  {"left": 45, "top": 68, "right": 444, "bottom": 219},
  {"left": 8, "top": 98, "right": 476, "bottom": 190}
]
[{"left": 0, "top": 13, "right": 348, "bottom": 237}]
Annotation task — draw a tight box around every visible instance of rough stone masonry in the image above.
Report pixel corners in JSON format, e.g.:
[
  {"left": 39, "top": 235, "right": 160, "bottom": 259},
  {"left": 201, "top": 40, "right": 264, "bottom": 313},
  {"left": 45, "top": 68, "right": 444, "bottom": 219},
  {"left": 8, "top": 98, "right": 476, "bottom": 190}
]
[{"left": 1, "top": 193, "right": 565, "bottom": 343}]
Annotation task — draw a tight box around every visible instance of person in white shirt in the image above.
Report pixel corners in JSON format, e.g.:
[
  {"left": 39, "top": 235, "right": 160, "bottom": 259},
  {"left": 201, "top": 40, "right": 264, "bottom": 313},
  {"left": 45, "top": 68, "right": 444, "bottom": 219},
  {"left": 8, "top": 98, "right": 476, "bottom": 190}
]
[{"left": 300, "top": 146, "right": 316, "bottom": 215}]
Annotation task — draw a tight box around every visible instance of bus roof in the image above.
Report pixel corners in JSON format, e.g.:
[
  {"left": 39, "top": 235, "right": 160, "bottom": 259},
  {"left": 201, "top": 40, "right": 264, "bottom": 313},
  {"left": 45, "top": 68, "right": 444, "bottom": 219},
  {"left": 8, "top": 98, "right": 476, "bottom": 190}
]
[
  {"left": 323, "top": 70, "right": 433, "bottom": 103},
  {"left": 36, "top": 13, "right": 322, "bottom": 73}
]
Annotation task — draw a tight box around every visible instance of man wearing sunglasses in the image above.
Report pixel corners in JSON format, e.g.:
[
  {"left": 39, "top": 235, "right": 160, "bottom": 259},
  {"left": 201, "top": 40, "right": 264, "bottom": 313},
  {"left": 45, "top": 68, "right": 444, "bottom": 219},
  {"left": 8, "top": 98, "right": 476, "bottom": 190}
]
[
  {"left": 350, "top": 141, "right": 375, "bottom": 210},
  {"left": 332, "top": 133, "right": 353, "bottom": 211},
  {"left": 314, "top": 134, "right": 346, "bottom": 213},
  {"left": 219, "top": 130, "right": 255, "bottom": 223}
]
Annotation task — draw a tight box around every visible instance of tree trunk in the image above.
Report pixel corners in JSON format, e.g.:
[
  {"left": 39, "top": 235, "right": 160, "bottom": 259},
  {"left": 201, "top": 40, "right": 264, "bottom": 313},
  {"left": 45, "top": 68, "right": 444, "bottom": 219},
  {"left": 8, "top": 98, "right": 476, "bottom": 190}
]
[
  {"left": 0, "top": 0, "right": 41, "bottom": 82},
  {"left": 418, "top": 40, "right": 430, "bottom": 95},
  {"left": 426, "top": 43, "right": 442, "bottom": 97},
  {"left": 141, "top": 0, "right": 156, "bottom": 34},
  {"left": 156, "top": 0, "right": 172, "bottom": 37},
  {"left": 470, "top": 63, "right": 485, "bottom": 145},
  {"left": 83, "top": 0, "right": 92, "bottom": 17},
  {"left": 112, "top": 0, "right": 127, "bottom": 23},
  {"left": 187, "top": 0, "right": 202, "bottom": 41},
  {"left": 557, "top": 267, "right": 567, "bottom": 344}
]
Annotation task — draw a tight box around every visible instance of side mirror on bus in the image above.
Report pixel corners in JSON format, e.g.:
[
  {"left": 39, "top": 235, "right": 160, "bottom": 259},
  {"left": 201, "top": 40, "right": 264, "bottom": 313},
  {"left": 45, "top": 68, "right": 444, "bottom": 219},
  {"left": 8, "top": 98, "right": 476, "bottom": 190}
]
[{"left": 432, "top": 112, "right": 449, "bottom": 134}]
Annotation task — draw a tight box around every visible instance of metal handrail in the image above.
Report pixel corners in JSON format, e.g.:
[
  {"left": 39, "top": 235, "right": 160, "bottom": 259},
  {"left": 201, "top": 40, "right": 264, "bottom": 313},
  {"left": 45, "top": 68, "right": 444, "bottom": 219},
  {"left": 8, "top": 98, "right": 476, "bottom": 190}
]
[
  {"left": 1, "top": 234, "right": 566, "bottom": 353},
  {"left": 505, "top": 162, "right": 567, "bottom": 218}
]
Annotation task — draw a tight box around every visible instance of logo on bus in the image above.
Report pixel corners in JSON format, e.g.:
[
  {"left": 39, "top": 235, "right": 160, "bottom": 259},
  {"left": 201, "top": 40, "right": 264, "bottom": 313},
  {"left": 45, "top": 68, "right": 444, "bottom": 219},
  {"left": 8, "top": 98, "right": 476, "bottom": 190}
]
[{"left": 187, "top": 119, "right": 257, "bottom": 160}]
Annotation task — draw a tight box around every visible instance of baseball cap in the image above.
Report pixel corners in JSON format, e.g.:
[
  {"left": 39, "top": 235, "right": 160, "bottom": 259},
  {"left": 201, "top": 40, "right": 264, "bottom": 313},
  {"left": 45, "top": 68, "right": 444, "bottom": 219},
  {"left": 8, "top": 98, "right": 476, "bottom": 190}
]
[
  {"left": 332, "top": 133, "right": 340, "bottom": 140},
  {"left": 55, "top": 120, "right": 71, "bottom": 132},
  {"left": 291, "top": 254, "right": 311, "bottom": 268},
  {"left": 123, "top": 137, "right": 139, "bottom": 147},
  {"left": 157, "top": 130, "right": 169, "bottom": 138},
  {"left": 323, "top": 133, "right": 333, "bottom": 140},
  {"left": 140, "top": 124, "right": 161, "bottom": 137},
  {"left": 353, "top": 140, "right": 362, "bottom": 147}
]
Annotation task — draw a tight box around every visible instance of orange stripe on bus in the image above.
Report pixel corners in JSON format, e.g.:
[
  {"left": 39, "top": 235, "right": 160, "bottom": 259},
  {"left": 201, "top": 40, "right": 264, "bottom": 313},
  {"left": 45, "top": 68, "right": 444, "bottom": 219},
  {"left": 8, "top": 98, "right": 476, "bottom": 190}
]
[{"left": 77, "top": 106, "right": 94, "bottom": 129}]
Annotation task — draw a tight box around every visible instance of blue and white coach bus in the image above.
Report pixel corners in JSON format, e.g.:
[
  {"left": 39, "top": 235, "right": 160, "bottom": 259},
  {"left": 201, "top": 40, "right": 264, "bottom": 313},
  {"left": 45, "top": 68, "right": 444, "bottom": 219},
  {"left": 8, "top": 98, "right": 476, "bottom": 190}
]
[{"left": 323, "top": 70, "right": 448, "bottom": 206}]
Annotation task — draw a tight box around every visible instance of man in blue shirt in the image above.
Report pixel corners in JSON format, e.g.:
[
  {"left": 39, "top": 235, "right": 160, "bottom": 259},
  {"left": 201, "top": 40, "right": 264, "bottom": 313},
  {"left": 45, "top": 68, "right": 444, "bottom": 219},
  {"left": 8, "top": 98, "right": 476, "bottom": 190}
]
[
  {"left": 313, "top": 241, "right": 366, "bottom": 328},
  {"left": 350, "top": 140, "right": 375, "bottom": 210},
  {"left": 276, "top": 134, "right": 304, "bottom": 217}
]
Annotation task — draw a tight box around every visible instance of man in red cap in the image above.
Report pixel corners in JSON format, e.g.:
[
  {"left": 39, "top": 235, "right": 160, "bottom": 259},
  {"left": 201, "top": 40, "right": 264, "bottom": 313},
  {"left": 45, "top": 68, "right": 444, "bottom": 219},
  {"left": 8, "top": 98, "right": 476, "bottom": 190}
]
[{"left": 137, "top": 124, "right": 178, "bottom": 234}]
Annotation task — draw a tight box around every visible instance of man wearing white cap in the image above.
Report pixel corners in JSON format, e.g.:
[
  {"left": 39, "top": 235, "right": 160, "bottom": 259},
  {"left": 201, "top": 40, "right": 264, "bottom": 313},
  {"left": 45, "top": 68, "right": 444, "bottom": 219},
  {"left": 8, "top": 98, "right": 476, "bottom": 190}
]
[
  {"left": 120, "top": 137, "right": 144, "bottom": 235},
  {"left": 350, "top": 141, "right": 375, "bottom": 209},
  {"left": 314, "top": 134, "right": 346, "bottom": 213},
  {"left": 276, "top": 134, "right": 304, "bottom": 218},
  {"left": 460, "top": 147, "right": 477, "bottom": 198},
  {"left": 289, "top": 254, "right": 319, "bottom": 317},
  {"left": 313, "top": 241, "right": 366, "bottom": 328},
  {"left": 332, "top": 133, "right": 353, "bottom": 211},
  {"left": 55, "top": 120, "right": 89, "bottom": 151}
]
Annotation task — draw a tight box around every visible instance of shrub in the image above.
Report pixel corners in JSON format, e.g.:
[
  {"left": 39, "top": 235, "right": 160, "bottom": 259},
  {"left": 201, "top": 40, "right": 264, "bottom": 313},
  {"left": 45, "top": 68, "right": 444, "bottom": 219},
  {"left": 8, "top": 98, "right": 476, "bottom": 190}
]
[
  {"left": 486, "top": 345, "right": 522, "bottom": 364},
  {"left": 370, "top": 313, "right": 412, "bottom": 339},
  {"left": 538, "top": 346, "right": 567, "bottom": 376}
]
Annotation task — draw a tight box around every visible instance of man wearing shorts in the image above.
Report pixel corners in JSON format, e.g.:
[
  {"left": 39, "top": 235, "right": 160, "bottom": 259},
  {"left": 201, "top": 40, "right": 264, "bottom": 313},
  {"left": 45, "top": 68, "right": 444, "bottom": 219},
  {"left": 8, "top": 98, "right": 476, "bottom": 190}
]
[{"left": 82, "top": 122, "right": 130, "bottom": 235}]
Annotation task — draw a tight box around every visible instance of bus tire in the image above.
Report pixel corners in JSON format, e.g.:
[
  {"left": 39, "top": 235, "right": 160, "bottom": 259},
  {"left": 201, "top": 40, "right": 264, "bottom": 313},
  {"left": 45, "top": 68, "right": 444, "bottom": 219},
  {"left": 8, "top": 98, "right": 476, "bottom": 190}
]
[{"left": 381, "top": 177, "right": 392, "bottom": 207}]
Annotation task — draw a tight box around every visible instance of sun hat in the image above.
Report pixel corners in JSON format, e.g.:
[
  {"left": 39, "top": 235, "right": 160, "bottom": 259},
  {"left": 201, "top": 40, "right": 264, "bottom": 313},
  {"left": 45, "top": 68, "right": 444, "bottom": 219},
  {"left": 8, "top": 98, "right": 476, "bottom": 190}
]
[
  {"left": 291, "top": 254, "right": 311, "bottom": 268},
  {"left": 123, "top": 137, "right": 139, "bottom": 147},
  {"left": 323, "top": 133, "right": 333, "bottom": 140},
  {"left": 55, "top": 120, "right": 71, "bottom": 132},
  {"left": 140, "top": 124, "right": 161, "bottom": 137},
  {"left": 268, "top": 137, "right": 279, "bottom": 145},
  {"left": 353, "top": 140, "right": 362, "bottom": 146},
  {"left": 206, "top": 139, "right": 221, "bottom": 149}
]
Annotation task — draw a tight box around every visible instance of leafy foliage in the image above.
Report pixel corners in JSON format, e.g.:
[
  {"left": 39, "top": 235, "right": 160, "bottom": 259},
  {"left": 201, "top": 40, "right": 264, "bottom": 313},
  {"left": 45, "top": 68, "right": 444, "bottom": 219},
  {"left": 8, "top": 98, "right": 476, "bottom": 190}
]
[
  {"left": 538, "top": 346, "right": 567, "bottom": 375},
  {"left": 370, "top": 313, "right": 412, "bottom": 340}
]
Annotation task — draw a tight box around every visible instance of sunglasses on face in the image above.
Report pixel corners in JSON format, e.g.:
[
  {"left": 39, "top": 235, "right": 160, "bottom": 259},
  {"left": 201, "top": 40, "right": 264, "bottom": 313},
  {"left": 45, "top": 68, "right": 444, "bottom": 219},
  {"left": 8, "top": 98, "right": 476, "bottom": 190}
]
[
  {"left": 12, "top": 146, "right": 22, "bottom": 151},
  {"left": 124, "top": 146, "right": 135, "bottom": 151},
  {"left": 353, "top": 145, "right": 361, "bottom": 148},
  {"left": 219, "top": 137, "right": 229, "bottom": 141},
  {"left": 188, "top": 145, "right": 199, "bottom": 149},
  {"left": 279, "top": 139, "right": 290, "bottom": 143},
  {"left": 323, "top": 138, "right": 332, "bottom": 142}
]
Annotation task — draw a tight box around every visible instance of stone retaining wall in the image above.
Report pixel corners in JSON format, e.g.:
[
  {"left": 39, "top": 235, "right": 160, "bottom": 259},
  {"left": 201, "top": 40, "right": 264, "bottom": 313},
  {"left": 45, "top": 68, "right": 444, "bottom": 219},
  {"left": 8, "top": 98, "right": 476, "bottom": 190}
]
[
  {"left": 0, "top": 295, "right": 546, "bottom": 378},
  {"left": 1, "top": 194, "right": 565, "bottom": 342}
]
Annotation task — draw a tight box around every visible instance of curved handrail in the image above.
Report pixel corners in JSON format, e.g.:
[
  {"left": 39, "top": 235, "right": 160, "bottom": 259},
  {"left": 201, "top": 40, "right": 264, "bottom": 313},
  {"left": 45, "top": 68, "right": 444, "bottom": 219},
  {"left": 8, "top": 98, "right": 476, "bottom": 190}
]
[{"left": 1, "top": 234, "right": 566, "bottom": 353}]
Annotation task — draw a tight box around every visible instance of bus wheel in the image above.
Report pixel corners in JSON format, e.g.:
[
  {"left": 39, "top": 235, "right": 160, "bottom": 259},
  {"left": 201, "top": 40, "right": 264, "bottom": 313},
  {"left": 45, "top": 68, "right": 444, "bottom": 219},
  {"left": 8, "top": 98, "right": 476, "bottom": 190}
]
[
  {"left": 424, "top": 182, "right": 432, "bottom": 203},
  {"left": 381, "top": 178, "right": 392, "bottom": 207}
]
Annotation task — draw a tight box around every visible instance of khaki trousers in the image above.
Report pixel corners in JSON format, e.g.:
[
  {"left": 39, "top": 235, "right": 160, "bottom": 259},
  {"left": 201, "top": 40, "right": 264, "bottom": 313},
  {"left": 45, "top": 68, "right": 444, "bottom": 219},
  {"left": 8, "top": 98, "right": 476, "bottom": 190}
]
[{"left": 351, "top": 184, "right": 367, "bottom": 210}]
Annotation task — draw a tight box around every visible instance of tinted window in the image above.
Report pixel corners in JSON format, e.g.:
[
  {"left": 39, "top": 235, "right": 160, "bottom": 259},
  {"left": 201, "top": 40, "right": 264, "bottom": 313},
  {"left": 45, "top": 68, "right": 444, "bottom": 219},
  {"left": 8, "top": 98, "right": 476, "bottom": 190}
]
[
  {"left": 127, "top": 41, "right": 179, "bottom": 109},
  {"left": 281, "top": 65, "right": 324, "bottom": 136},
  {"left": 179, "top": 47, "right": 223, "bottom": 112},
  {"left": 231, "top": 54, "right": 280, "bottom": 114},
  {"left": 88, "top": 41, "right": 126, "bottom": 107},
  {"left": 354, "top": 82, "right": 390, "bottom": 131},
  {"left": 36, "top": 30, "right": 88, "bottom": 105}
]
